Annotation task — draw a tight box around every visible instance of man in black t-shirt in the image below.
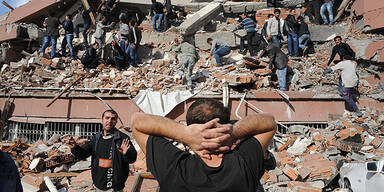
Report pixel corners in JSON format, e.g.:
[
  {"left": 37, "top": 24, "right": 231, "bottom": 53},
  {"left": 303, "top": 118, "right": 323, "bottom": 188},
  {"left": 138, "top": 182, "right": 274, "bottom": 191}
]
[
  {"left": 68, "top": 110, "right": 137, "bottom": 191},
  {"left": 132, "top": 98, "right": 276, "bottom": 192}
]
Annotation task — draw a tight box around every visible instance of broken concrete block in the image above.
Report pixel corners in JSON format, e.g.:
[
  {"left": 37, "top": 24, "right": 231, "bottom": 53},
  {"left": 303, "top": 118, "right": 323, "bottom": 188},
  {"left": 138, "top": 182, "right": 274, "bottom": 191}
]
[
  {"left": 21, "top": 175, "right": 42, "bottom": 192},
  {"left": 53, "top": 164, "right": 68, "bottom": 173},
  {"left": 69, "top": 160, "right": 91, "bottom": 172},
  {"left": 309, "top": 25, "right": 348, "bottom": 42},
  {"left": 178, "top": 2, "right": 222, "bottom": 36},
  {"left": 29, "top": 158, "right": 45, "bottom": 172},
  {"left": 47, "top": 134, "right": 61, "bottom": 146},
  {"left": 287, "top": 137, "right": 312, "bottom": 156}
]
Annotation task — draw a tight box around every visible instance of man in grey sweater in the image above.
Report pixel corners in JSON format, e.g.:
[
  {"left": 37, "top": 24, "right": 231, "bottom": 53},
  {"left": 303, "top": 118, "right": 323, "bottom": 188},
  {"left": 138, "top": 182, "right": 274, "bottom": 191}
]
[
  {"left": 207, "top": 38, "right": 231, "bottom": 67},
  {"left": 94, "top": 15, "right": 112, "bottom": 56},
  {"left": 174, "top": 37, "right": 198, "bottom": 90},
  {"left": 258, "top": 42, "right": 289, "bottom": 91}
]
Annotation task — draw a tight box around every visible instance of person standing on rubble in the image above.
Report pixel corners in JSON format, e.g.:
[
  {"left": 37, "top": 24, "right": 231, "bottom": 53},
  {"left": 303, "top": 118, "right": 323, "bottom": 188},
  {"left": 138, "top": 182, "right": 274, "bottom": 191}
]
[
  {"left": 0, "top": 150, "right": 23, "bottom": 192},
  {"left": 40, "top": 12, "right": 60, "bottom": 59},
  {"left": 126, "top": 19, "right": 142, "bottom": 67},
  {"left": 257, "top": 42, "right": 289, "bottom": 91},
  {"left": 297, "top": 16, "right": 311, "bottom": 57},
  {"left": 266, "top": 9, "right": 285, "bottom": 48},
  {"left": 233, "top": 12, "right": 257, "bottom": 56},
  {"left": 75, "top": 7, "right": 92, "bottom": 46},
  {"left": 131, "top": 98, "right": 277, "bottom": 192},
  {"left": 150, "top": 0, "right": 165, "bottom": 32},
  {"left": 320, "top": 0, "right": 334, "bottom": 25},
  {"left": 81, "top": 42, "right": 99, "bottom": 69},
  {"left": 327, "top": 36, "right": 356, "bottom": 66},
  {"left": 119, "top": 17, "right": 129, "bottom": 54},
  {"left": 261, "top": 14, "right": 275, "bottom": 43},
  {"left": 61, "top": 15, "right": 75, "bottom": 59},
  {"left": 68, "top": 110, "right": 137, "bottom": 192},
  {"left": 173, "top": 37, "right": 198, "bottom": 91},
  {"left": 95, "top": 15, "right": 113, "bottom": 56},
  {"left": 304, "top": 0, "right": 322, "bottom": 24},
  {"left": 284, "top": 9, "right": 300, "bottom": 57},
  {"left": 323, "top": 55, "right": 363, "bottom": 117},
  {"left": 207, "top": 38, "right": 231, "bottom": 67}
]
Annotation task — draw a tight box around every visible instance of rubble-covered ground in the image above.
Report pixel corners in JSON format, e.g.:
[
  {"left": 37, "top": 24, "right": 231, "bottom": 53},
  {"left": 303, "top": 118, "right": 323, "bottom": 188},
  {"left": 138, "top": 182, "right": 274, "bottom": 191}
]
[
  {"left": 2, "top": 108, "right": 383, "bottom": 191},
  {"left": 1, "top": 13, "right": 383, "bottom": 100}
]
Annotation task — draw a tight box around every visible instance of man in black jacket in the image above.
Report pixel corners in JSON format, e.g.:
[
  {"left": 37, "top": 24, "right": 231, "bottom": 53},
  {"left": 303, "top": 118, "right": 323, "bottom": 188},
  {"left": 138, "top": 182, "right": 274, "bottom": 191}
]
[
  {"left": 297, "top": 16, "right": 311, "bottom": 56},
  {"left": 61, "top": 15, "right": 75, "bottom": 58},
  {"left": 327, "top": 36, "right": 356, "bottom": 65},
  {"left": 284, "top": 9, "right": 299, "bottom": 57},
  {"left": 40, "top": 12, "right": 59, "bottom": 59},
  {"left": 69, "top": 110, "right": 137, "bottom": 192},
  {"left": 257, "top": 42, "right": 289, "bottom": 91},
  {"left": 81, "top": 42, "right": 99, "bottom": 69},
  {"left": 126, "top": 19, "right": 142, "bottom": 67}
]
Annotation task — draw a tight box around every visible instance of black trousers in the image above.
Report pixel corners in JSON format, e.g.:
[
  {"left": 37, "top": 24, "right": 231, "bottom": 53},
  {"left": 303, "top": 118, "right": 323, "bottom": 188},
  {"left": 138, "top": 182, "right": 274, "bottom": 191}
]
[
  {"left": 240, "top": 32, "right": 256, "bottom": 56},
  {"left": 305, "top": 0, "right": 322, "bottom": 24}
]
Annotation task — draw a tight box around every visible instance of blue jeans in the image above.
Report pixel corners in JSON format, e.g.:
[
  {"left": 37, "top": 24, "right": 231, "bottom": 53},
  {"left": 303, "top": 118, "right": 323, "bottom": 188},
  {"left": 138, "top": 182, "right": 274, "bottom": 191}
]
[
  {"left": 320, "top": 1, "right": 334, "bottom": 24},
  {"left": 287, "top": 32, "right": 299, "bottom": 57},
  {"left": 214, "top": 46, "right": 231, "bottom": 66},
  {"left": 126, "top": 43, "right": 138, "bottom": 67},
  {"left": 276, "top": 66, "right": 287, "bottom": 91},
  {"left": 120, "top": 39, "right": 127, "bottom": 54},
  {"left": 152, "top": 14, "right": 164, "bottom": 32},
  {"left": 299, "top": 34, "right": 310, "bottom": 50},
  {"left": 271, "top": 35, "right": 281, "bottom": 48},
  {"left": 40, "top": 35, "right": 57, "bottom": 59},
  {"left": 75, "top": 23, "right": 90, "bottom": 44},
  {"left": 338, "top": 77, "right": 359, "bottom": 111},
  {"left": 61, "top": 34, "right": 74, "bottom": 57}
]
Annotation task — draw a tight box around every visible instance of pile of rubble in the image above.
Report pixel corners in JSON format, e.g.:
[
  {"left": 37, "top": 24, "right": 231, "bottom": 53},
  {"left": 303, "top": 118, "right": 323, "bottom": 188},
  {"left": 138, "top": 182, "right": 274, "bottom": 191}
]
[
  {"left": 261, "top": 109, "right": 384, "bottom": 191},
  {"left": 1, "top": 135, "right": 92, "bottom": 191}
]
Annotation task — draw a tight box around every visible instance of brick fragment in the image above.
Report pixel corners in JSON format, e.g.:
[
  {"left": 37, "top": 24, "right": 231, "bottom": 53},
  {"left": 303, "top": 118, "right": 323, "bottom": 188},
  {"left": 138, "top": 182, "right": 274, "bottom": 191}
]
[
  {"left": 370, "top": 137, "right": 383, "bottom": 149},
  {"left": 282, "top": 164, "right": 299, "bottom": 181}
]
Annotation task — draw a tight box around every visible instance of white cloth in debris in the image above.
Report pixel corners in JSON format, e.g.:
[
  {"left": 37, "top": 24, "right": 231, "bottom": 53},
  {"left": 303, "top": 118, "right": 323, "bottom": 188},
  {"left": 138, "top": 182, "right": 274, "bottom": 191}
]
[
  {"left": 331, "top": 60, "right": 358, "bottom": 88},
  {"left": 132, "top": 90, "right": 197, "bottom": 116}
]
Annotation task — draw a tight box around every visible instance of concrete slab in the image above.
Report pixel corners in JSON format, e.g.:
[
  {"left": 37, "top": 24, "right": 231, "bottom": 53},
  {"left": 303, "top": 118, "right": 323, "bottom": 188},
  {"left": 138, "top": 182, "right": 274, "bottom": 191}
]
[
  {"left": 308, "top": 24, "right": 349, "bottom": 42},
  {"left": 222, "top": 2, "right": 266, "bottom": 13},
  {"left": 178, "top": 2, "right": 222, "bottom": 36}
]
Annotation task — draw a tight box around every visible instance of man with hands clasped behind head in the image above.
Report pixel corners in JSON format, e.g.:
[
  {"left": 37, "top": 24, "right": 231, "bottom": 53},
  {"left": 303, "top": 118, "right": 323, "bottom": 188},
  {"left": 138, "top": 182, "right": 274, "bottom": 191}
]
[
  {"left": 132, "top": 98, "right": 277, "bottom": 192},
  {"left": 68, "top": 110, "right": 137, "bottom": 192}
]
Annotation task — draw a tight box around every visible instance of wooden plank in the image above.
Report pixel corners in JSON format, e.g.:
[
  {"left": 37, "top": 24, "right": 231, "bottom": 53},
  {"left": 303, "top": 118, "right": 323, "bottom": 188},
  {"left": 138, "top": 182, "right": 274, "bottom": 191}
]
[
  {"left": 81, "top": 0, "right": 96, "bottom": 26},
  {"left": 278, "top": 136, "right": 297, "bottom": 152},
  {"left": 27, "top": 172, "right": 80, "bottom": 178}
]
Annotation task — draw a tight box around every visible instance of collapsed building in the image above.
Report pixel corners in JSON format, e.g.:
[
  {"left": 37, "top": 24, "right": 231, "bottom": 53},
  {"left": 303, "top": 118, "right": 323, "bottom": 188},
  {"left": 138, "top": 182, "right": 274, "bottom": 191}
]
[{"left": 0, "top": 0, "right": 383, "bottom": 191}]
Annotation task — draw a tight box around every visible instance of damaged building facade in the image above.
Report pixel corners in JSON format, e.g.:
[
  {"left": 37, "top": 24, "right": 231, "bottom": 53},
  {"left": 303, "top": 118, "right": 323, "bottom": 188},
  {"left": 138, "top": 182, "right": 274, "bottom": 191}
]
[{"left": 0, "top": 0, "right": 383, "bottom": 191}]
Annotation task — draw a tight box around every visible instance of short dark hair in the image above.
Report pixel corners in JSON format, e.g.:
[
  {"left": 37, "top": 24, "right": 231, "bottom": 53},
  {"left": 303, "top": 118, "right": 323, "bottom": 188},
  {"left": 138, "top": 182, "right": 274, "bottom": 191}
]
[
  {"left": 102, "top": 109, "right": 118, "bottom": 119},
  {"left": 66, "top": 14, "right": 72, "bottom": 19},
  {"left": 78, "top": 7, "right": 83, "bottom": 11},
  {"left": 207, "top": 38, "right": 213, "bottom": 43},
  {"left": 151, "top": 0, "right": 156, "bottom": 3},
  {"left": 186, "top": 99, "right": 230, "bottom": 125},
  {"left": 129, "top": 19, "right": 137, "bottom": 26},
  {"left": 274, "top": 9, "right": 281, "bottom": 14},
  {"left": 334, "top": 36, "right": 342, "bottom": 41},
  {"left": 93, "top": 42, "right": 99, "bottom": 46},
  {"left": 268, "top": 14, "right": 274, "bottom": 18}
]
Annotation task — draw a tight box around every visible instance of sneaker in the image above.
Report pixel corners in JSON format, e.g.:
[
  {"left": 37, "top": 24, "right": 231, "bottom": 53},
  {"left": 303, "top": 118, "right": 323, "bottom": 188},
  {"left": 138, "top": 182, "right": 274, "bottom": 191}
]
[{"left": 355, "top": 110, "right": 363, "bottom": 117}]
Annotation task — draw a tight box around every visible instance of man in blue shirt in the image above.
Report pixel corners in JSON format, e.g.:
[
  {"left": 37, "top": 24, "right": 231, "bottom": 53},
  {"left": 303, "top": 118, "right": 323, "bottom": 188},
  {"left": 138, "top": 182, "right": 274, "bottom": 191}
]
[
  {"left": 233, "top": 13, "right": 257, "bottom": 56},
  {"left": 150, "top": 0, "right": 165, "bottom": 32}
]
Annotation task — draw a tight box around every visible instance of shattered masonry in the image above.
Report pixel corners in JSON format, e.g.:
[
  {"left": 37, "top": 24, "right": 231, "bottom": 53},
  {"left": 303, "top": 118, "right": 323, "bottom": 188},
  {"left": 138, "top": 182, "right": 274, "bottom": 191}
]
[{"left": 0, "top": 0, "right": 383, "bottom": 191}]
